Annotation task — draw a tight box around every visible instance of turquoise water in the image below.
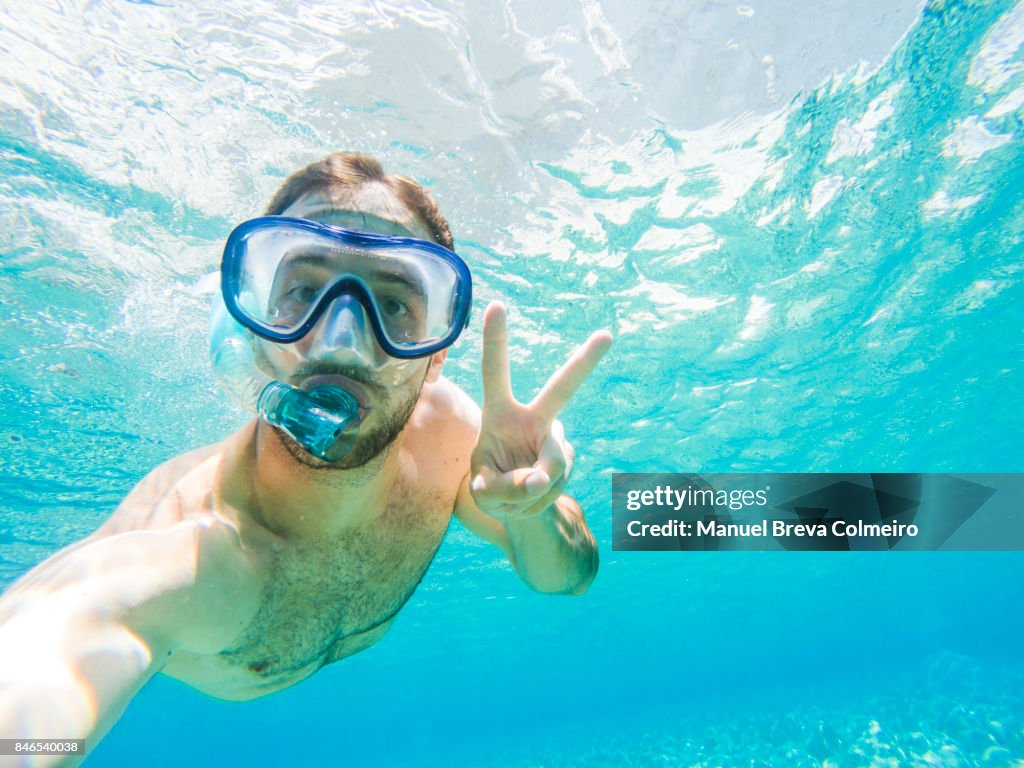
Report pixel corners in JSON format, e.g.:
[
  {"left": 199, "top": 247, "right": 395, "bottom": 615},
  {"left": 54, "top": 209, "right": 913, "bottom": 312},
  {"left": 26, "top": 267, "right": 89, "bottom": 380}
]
[{"left": 1, "top": 0, "right": 1023, "bottom": 765}]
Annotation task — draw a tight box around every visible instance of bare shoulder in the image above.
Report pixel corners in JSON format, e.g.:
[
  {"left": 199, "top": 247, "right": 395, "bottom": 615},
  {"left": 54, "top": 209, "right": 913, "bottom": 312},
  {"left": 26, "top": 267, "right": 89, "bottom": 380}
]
[
  {"left": 59, "top": 433, "right": 262, "bottom": 650},
  {"left": 410, "top": 375, "right": 480, "bottom": 449},
  {"left": 93, "top": 440, "right": 229, "bottom": 537},
  {"left": 401, "top": 376, "right": 481, "bottom": 490},
  {"left": 419, "top": 375, "right": 481, "bottom": 429},
  {"left": 3, "top": 509, "right": 257, "bottom": 656}
]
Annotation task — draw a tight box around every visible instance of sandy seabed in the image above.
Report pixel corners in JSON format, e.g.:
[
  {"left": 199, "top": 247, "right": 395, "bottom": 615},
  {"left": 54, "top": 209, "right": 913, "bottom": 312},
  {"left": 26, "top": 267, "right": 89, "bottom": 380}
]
[{"left": 487, "top": 655, "right": 1023, "bottom": 768}]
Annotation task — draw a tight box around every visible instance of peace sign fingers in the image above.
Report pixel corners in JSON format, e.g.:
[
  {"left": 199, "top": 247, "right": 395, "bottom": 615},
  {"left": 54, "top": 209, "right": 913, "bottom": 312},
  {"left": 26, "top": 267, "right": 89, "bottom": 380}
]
[
  {"left": 480, "top": 302, "right": 515, "bottom": 409},
  {"left": 530, "top": 330, "right": 613, "bottom": 423},
  {"left": 471, "top": 301, "right": 611, "bottom": 521}
]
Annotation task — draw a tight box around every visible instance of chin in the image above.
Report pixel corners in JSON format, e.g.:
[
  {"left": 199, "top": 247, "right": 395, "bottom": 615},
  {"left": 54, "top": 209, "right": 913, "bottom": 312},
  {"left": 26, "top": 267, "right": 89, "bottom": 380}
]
[{"left": 276, "top": 427, "right": 382, "bottom": 470}]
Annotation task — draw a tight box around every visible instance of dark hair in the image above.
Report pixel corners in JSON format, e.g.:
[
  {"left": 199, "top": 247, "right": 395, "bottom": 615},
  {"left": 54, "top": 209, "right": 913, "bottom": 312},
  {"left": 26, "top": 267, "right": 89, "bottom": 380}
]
[{"left": 264, "top": 152, "right": 454, "bottom": 250}]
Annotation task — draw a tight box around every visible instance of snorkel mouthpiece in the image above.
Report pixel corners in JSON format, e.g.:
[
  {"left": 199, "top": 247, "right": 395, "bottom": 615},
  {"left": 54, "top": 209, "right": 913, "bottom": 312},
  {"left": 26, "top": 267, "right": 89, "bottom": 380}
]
[
  {"left": 210, "top": 292, "right": 362, "bottom": 462},
  {"left": 256, "top": 382, "right": 360, "bottom": 462}
]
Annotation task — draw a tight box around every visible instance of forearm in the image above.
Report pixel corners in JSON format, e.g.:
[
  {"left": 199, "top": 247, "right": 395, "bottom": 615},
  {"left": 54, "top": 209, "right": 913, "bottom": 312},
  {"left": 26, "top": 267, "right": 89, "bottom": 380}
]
[
  {"left": 0, "top": 519, "right": 221, "bottom": 766},
  {"left": 0, "top": 680, "right": 92, "bottom": 767},
  {"left": 503, "top": 495, "right": 598, "bottom": 595},
  {"left": 0, "top": 614, "right": 161, "bottom": 767}
]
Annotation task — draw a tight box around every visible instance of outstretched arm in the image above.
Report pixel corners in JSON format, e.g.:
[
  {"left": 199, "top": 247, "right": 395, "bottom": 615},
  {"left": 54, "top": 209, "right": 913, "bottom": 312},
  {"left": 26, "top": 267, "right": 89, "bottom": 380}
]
[
  {"left": 0, "top": 520, "right": 242, "bottom": 765},
  {"left": 454, "top": 302, "right": 611, "bottom": 595}
]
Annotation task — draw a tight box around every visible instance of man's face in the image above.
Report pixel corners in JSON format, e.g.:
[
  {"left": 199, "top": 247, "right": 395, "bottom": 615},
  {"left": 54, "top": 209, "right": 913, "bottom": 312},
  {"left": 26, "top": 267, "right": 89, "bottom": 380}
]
[{"left": 253, "top": 185, "right": 445, "bottom": 469}]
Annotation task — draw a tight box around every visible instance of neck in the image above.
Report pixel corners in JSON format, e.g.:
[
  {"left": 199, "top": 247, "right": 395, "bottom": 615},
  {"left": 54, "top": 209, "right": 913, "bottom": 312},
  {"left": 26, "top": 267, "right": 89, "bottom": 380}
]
[{"left": 242, "top": 418, "right": 404, "bottom": 540}]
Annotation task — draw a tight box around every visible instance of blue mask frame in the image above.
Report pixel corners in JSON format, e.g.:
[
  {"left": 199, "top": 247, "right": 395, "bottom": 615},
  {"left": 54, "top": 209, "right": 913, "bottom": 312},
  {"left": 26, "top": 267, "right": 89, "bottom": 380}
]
[{"left": 220, "top": 216, "right": 473, "bottom": 359}]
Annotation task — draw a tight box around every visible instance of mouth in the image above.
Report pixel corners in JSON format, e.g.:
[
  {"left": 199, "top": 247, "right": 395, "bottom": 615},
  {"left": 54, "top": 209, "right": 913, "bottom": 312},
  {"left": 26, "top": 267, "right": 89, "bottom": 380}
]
[{"left": 300, "top": 373, "right": 373, "bottom": 420}]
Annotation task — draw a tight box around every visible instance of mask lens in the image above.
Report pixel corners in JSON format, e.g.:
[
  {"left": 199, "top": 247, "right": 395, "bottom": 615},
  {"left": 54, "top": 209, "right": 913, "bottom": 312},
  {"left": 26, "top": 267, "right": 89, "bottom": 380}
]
[
  {"left": 361, "top": 247, "right": 459, "bottom": 351},
  {"left": 225, "top": 219, "right": 468, "bottom": 355},
  {"left": 234, "top": 228, "right": 331, "bottom": 332}
]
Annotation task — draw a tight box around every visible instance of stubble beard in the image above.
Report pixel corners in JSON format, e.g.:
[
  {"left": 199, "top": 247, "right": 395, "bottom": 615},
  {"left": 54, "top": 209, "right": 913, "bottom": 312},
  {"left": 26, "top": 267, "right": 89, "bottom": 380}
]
[
  {"left": 276, "top": 380, "right": 422, "bottom": 472},
  {"left": 252, "top": 340, "right": 427, "bottom": 473},
  {"left": 253, "top": 335, "right": 430, "bottom": 475}
]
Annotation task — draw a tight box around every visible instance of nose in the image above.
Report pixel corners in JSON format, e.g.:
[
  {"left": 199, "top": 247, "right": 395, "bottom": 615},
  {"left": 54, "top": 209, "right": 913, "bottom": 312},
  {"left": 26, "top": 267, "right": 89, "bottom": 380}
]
[
  {"left": 320, "top": 295, "right": 368, "bottom": 347},
  {"left": 306, "top": 294, "right": 381, "bottom": 365}
]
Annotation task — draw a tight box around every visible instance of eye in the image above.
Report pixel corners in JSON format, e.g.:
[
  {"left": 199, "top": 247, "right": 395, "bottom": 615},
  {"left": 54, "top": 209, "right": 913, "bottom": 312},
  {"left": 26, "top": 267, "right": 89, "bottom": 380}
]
[
  {"left": 284, "top": 284, "right": 317, "bottom": 304},
  {"left": 380, "top": 297, "right": 408, "bottom": 317}
]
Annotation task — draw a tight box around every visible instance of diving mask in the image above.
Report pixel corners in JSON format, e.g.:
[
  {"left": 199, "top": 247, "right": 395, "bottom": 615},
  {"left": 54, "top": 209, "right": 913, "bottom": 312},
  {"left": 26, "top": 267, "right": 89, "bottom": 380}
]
[{"left": 221, "top": 216, "right": 472, "bottom": 356}]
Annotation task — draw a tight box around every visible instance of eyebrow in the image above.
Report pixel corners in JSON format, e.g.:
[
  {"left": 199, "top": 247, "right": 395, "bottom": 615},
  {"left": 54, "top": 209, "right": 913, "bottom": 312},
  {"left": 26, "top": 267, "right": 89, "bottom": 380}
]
[
  {"left": 370, "top": 270, "right": 424, "bottom": 297},
  {"left": 280, "top": 251, "right": 426, "bottom": 297}
]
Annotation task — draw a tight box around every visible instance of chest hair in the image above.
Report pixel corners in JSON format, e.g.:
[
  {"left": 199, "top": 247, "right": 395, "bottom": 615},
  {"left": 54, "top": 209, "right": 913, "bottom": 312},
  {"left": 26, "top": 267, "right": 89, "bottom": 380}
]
[{"left": 219, "top": 484, "right": 451, "bottom": 678}]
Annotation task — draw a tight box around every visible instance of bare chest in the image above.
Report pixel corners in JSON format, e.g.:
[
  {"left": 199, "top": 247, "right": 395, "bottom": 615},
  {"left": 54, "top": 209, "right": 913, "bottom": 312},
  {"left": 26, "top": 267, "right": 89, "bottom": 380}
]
[{"left": 165, "top": 484, "right": 453, "bottom": 698}]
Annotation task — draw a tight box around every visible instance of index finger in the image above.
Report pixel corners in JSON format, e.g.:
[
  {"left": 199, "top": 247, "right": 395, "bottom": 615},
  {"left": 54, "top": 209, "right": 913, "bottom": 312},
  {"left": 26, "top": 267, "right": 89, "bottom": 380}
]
[
  {"left": 481, "top": 301, "right": 514, "bottom": 408},
  {"left": 530, "top": 330, "right": 612, "bottom": 422}
]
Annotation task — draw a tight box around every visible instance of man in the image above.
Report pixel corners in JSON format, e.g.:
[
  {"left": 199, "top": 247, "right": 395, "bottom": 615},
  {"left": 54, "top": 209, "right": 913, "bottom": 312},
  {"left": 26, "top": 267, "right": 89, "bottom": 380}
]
[{"left": 0, "top": 152, "right": 611, "bottom": 762}]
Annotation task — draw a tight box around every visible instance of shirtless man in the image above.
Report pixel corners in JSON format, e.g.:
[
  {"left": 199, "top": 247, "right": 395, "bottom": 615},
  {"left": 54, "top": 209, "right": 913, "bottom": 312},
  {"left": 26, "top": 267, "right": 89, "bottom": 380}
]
[{"left": 0, "top": 152, "right": 611, "bottom": 764}]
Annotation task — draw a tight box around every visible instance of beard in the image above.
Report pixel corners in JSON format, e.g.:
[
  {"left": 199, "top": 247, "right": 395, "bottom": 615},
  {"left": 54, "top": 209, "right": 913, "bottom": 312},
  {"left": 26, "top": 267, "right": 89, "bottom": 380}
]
[
  {"left": 249, "top": 335, "right": 428, "bottom": 470},
  {"left": 276, "top": 374, "right": 423, "bottom": 470}
]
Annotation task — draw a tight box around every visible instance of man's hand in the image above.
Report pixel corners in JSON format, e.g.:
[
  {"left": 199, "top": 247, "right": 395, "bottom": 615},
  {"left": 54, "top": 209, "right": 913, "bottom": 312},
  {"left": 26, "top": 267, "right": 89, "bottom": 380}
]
[{"left": 469, "top": 301, "right": 612, "bottom": 521}]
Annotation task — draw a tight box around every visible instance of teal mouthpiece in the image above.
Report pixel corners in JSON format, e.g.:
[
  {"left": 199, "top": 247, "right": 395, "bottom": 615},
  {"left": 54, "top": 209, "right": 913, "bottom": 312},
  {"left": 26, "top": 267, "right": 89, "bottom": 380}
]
[{"left": 256, "top": 382, "right": 361, "bottom": 462}]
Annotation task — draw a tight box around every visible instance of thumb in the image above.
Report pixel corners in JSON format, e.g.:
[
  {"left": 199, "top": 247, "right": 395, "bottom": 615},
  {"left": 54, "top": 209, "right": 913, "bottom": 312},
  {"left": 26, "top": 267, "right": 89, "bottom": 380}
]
[{"left": 471, "top": 465, "right": 551, "bottom": 504}]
